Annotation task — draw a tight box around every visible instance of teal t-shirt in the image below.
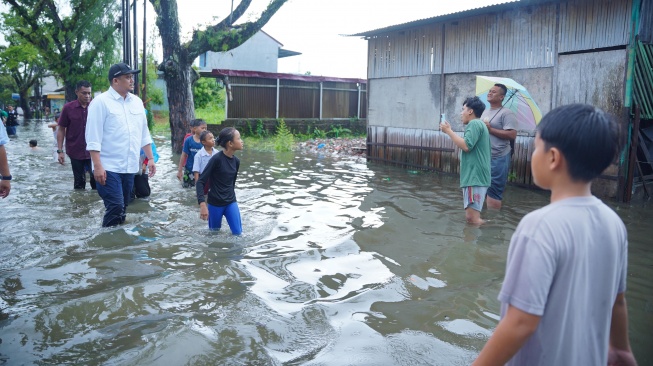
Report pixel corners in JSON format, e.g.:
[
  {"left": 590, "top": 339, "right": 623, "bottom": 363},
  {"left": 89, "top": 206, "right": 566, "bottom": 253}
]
[{"left": 460, "top": 119, "right": 491, "bottom": 188}]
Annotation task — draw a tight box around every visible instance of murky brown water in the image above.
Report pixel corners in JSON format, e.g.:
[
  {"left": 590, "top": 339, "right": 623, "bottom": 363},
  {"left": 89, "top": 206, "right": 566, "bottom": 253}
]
[{"left": 1, "top": 121, "right": 651, "bottom": 365}]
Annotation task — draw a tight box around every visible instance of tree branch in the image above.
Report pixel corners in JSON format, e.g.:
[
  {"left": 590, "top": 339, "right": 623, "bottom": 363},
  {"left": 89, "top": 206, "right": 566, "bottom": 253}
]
[{"left": 186, "top": 0, "right": 287, "bottom": 61}]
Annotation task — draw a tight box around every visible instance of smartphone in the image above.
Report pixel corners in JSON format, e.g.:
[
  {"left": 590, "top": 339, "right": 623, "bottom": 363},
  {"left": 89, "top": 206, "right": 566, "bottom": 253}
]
[{"left": 440, "top": 113, "right": 446, "bottom": 123}]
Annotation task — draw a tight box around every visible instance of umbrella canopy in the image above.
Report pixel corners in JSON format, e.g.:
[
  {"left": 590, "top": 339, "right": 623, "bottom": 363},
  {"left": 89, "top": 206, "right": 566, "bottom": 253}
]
[{"left": 475, "top": 75, "right": 543, "bottom": 131}]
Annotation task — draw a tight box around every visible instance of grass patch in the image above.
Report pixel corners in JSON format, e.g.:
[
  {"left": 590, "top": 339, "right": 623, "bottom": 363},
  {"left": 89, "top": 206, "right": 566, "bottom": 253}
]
[
  {"left": 195, "top": 103, "right": 225, "bottom": 124},
  {"left": 152, "top": 110, "right": 170, "bottom": 133},
  {"left": 242, "top": 136, "right": 276, "bottom": 151}
]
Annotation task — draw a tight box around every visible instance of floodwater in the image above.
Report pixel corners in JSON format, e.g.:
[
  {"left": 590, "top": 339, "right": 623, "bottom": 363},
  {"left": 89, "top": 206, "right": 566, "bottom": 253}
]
[{"left": 1, "top": 120, "right": 651, "bottom": 365}]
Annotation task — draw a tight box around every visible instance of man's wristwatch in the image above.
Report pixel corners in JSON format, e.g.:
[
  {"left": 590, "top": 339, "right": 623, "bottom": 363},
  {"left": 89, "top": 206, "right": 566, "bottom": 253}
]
[
  {"left": 57, "top": 149, "right": 64, "bottom": 153},
  {"left": 1, "top": 175, "right": 12, "bottom": 181}
]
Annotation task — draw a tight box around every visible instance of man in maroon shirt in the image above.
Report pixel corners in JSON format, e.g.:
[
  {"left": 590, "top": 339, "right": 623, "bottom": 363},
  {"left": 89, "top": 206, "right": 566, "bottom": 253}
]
[{"left": 57, "top": 80, "right": 96, "bottom": 190}]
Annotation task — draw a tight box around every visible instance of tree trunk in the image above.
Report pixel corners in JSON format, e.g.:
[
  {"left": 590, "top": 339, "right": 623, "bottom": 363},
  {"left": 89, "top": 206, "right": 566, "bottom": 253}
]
[
  {"left": 64, "top": 83, "right": 77, "bottom": 103},
  {"left": 163, "top": 59, "right": 195, "bottom": 154},
  {"left": 18, "top": 89, "right": 31, "bottom": 119}
]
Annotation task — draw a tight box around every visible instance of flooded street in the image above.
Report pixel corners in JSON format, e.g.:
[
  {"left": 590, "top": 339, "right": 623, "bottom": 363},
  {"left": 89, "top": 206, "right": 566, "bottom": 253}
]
[{"left": 1, "top": 120, "right": 652, "bottom": 365}]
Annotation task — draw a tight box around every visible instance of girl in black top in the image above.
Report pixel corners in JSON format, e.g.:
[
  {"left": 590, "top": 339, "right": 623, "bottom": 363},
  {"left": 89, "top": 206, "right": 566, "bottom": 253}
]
[{"left": 196, "top": 127, "right": 244, "bottom": 234}]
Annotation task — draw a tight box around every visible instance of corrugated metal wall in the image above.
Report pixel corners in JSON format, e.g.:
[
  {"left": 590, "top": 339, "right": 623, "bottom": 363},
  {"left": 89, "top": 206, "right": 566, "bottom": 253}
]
[
  {"left": 443, "top": 5, "right": 557, "bottom": 73},
  {"left": 368, "top": 25, "right": 443, "bottom": 79},
  {"left": 558, "top": 0, "right": 632, "bottom": 53},
  {"left": 365, "top": 0, "right": 636, "bottom": 197},
  {"left": 367, "top": 0, "right": 632, "bottom": 79},
  {"left": 367, "top": 126, "right": 535, "bottom": 186},
  {"left": 227, "top": 78, "right": 367, "bottom": 119}
]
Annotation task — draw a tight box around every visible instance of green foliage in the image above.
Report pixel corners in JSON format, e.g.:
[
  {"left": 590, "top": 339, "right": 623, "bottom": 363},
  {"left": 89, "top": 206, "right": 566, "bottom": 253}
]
[
  {"left": 146, "top": 109, "right": 154, "bottom": 132},
  {"left": 145, "top": 45, "right": 165, "bottom": 107},
  {"left": 326, "top": 125, "right": 352, "bottom": 138},
  {"left": 273, "top": 119, "right": 294, "bottom": 152},
  {"left": 240, "top": 119, "right": 268, "bottom": 138},
  {"left": 256, "top": 119, "right": 267, "bottom": 137},
  {"left": 2, "top": 0, "right": 119, "bottom": 99},
  {"left": 193, "top": 75, "right": 224, "bottom": 110},
  {"left": 313, "top": 128, "right": 327, "bottom": 139},
  {"left": 508, "top": 172, "right": 517, "bottom": 182}
]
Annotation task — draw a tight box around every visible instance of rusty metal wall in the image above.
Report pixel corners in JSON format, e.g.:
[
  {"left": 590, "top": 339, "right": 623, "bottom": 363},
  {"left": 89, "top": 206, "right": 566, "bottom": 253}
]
[
  {"left": 227, "top": 78, "right": 366, "bottom": 119},
  {"left": 367, "top": 127, "right": 534, "bottom": 185},
  {"left": 228, "top": 76, "right": 277, "bottom": 118}
]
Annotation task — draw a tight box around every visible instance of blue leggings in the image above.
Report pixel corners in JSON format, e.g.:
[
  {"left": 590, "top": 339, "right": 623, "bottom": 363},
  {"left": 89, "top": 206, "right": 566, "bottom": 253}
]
[{"left": 207, "top": 202, "right": 242, "bottom": 235}]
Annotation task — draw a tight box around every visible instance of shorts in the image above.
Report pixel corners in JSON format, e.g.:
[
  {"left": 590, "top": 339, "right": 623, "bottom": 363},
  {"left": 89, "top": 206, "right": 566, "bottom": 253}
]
[
  {"left": 462, "top": 186, "right": 488, "bottom": 212},
  {"left": 487, "top": 153, "right": 511, "bottom": 201},
  {"left": 182, "top": 168, "right": 195, "bottom": 188}
]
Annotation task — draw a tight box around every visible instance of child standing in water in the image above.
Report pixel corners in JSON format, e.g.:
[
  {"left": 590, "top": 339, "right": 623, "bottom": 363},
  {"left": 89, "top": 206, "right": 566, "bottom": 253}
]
[
  {"left": 176, "top": 119, "right": 207, "bottom": 187},
  {"left": 195, "top": 127, "right": 243, "bottom": 235},
  {"left": 440, "top": 96, "right": 491, "bottom": 225},
  {"left": 472, "top": 104, "right": 636, "bottom": 366},
  {"left": 192, "top": 130, "right": 217, "bottom": 182}
]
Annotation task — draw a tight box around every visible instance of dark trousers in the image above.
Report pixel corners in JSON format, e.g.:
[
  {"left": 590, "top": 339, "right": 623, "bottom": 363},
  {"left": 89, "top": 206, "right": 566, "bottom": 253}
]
[
  {"left": 5, "top": 125, "right": 16, "bottom": 136},
  {"left": 70, "top": 158, "right": 96, "bottom": 190},
  {"left": 96, "top": 171, "right": 135, "bottom": 227}
]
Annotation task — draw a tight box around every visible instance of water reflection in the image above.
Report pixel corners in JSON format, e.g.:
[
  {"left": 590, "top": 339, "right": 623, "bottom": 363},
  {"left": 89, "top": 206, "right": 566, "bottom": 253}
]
[{"left": 0, "top": 121, "right": 651, "bottom": 365}]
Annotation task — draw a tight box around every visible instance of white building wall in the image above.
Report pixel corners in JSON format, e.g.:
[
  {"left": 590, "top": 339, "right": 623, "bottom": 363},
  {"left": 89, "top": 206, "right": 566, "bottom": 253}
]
[{"left": 203, "top": 32, "right": 280, "bottom": 73}]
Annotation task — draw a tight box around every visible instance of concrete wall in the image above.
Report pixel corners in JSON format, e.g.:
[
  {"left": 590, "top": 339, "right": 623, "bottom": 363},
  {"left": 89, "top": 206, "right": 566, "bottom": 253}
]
[
  {"left": 203, "top": 32, "right": 279, "bottom": 73},
  {"left": 368, "top": 75, "right": 440, "bottom": 130},
  {"left": 556, "top": 49, "right": 626, "bottom": 117},
  {"left": 369, "top": 68, "right": 553, "bottom": 133}
]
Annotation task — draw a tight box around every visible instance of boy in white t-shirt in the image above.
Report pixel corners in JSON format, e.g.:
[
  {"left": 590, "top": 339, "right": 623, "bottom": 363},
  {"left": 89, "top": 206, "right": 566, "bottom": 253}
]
[
  {"left": 193, "top": 130, "right": 216, "bottom": 182},
  {"left": 473, "top": 104, "right": 636, "bottom": 366}
]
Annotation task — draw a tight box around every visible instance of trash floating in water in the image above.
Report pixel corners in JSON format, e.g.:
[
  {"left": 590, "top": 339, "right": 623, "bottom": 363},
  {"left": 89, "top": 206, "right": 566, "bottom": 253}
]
[
  {"left": 383, "top": 177, "right": 390, "bottom": 181},
  {"left": 317, "top": 143, "right": 325, "bottom": 149}
]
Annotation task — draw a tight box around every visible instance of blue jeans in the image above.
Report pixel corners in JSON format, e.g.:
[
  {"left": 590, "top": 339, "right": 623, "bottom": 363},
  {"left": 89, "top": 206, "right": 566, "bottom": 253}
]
[
  {"left": 207, "top": 202, "right": 242, "bottom": 235},
  {"left": 5, "top": 125, "right": 16, "bottom": 136},
  {"left": 96, "top": 171, "right": 135, "bottom": 227},
  {"left": 487, "top": 153, "right": 511, "bottom": 201}
]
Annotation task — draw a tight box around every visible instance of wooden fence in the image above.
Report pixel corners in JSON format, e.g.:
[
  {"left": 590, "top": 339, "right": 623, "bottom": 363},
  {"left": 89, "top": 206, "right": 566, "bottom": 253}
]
[{"left": 367, "top": 126, "right": 536, "bottom": 186}]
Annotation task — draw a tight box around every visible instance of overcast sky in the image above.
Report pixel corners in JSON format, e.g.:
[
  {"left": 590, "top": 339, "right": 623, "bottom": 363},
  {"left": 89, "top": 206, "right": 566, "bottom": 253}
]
[{"left": 164, "top": 0, "right": 510, "bottom": 78}]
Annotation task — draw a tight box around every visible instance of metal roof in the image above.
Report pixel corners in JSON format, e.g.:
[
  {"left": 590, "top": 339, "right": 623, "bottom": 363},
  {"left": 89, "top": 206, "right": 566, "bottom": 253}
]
[
  {"left": 200, "top": 69, "right": 367, "bottom": 84},
  {"left": 347, "top": 0, "right": 560, "bottom": 37}
]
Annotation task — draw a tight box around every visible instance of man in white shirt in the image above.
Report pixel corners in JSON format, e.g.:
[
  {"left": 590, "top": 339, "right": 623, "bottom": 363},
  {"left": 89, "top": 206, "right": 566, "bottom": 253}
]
[
  {"left": 85, "top": 63, "right": 156, "bottom": 227},
  {"left": 0, "top": 118, "right": 11, "bottom": 198}
]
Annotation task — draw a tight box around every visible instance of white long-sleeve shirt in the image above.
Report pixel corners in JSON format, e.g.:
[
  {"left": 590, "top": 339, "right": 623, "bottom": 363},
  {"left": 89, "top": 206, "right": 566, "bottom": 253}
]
[{"left": 85, "top": 87, "right": 152, "bottom": 174}]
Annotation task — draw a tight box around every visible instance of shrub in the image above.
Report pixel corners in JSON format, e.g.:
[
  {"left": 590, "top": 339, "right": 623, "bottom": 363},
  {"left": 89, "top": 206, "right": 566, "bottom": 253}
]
[{"left": 273, "top": 119, "right": 294, "bottom": 152}]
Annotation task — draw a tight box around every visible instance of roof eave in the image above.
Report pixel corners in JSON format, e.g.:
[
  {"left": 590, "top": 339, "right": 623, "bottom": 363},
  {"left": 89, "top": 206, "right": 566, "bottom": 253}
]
[{"left": 347, "top": 0, "right": 560, "bottom": 38}]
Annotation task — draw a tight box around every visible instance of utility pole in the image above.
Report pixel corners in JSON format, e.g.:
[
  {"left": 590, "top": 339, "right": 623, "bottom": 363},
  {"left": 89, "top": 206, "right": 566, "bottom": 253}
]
[
  {"left": 141, "top": 0, "right": 147, "bottom": 104},
  {"left": 121, "top": 0, "right": 131, "bottom": 64},
  {"left": 132, "top": 0, "right": 139, "bottom": 96}
]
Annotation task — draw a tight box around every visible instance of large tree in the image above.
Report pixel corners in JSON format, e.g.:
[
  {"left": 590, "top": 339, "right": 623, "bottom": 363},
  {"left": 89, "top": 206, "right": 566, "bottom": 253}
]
[
  {"left": 3, "top": 0, "right": 119, "bottom": 101},
  {"left": 0, "top": 42, "right": 47, "bottom": 119},
  {"left": 150, "top": 0, "right": 287, "bottom": 153}
]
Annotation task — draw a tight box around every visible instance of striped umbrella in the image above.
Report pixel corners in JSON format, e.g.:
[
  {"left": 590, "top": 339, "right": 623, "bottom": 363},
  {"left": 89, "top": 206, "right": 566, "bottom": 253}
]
[{"left": 475, "top": 75, "right": 543, "bottom": 131}]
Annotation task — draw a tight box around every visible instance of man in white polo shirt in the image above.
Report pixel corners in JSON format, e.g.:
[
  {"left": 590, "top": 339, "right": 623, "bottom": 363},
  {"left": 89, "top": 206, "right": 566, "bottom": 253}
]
[{"left": 85, "top": 63, "right": 156, "bottom": 227}]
